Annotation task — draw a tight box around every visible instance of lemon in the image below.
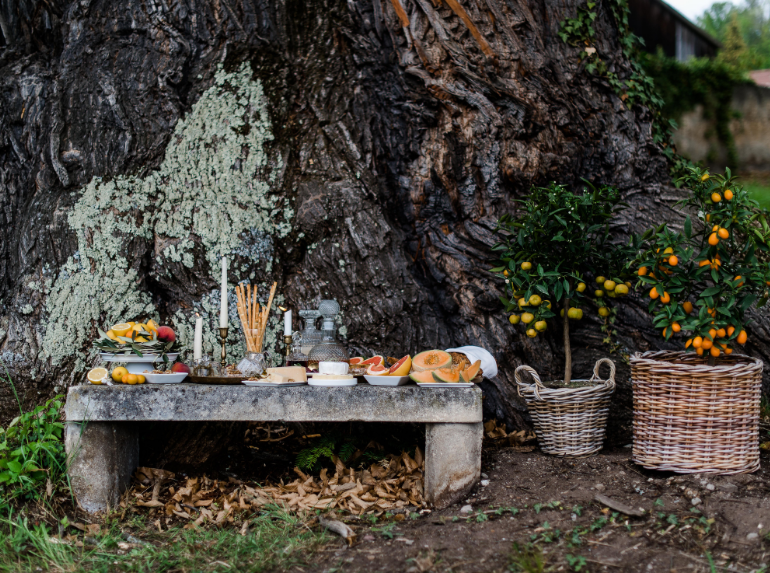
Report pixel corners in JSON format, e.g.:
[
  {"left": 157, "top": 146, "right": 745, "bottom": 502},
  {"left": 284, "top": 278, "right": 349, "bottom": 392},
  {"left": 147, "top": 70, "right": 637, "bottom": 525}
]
[
  {"left": 137, "top": 375, "right": 146, "bottom": 384},
  {"left": 106, "top": 330, "right": 118, "bottom": 341},
  {"left": 146, "top": 319, "right": 159, "bottom": 332},
  {"left": 567, "top": 308, "right": 583, "bottom": 320},
  {"left": 576, "top": 282, "right": 586, "bottom": 293},
  {"left": 111, "top": 323, "right": 132, "bottom": 337},
  {"left": 614, "top": 284, "right": 629, "bottom": 296},
  {"left": 528, "top": 294, "right": 542, "bottom": 306},
  {"left": 112, "top": 367, "right": 128, "bottom": 382},
  {"left": 598, "top": 307, "right": 610, "bottom": 317},
  {"left": 131, "top": 324, "right": 147, "bottom": 335},
  {"left": 518, "top": 298, "right": 527, "bottom": 308},
  {"left": 534, "top": 320, "right": 547, "bottom": 332},
  {"left": 521, "top": 313, "right": 534, "bottom": 324},
  {"left": 526, "top": 328, "right": 537, "bottom": 338},
  {"left": 603, "top": 280, "right": 616, "bottom": 291},
  {"left": 124, "top": 374, "right": 138, "bottom": 385},
  {"left": 595, "top": 276, "right": 606, "bottom": 285},
  {"left": 134, "top": 336, "right": 149, "bottom": 342},
  {"left": 521, "top": 262, "right": 532, "bottom": 271},
  {"left": 87, "top": 367, "right": 108, "bottom": 385},
  {"left": 509, "top": 314, "right": 521, "bottom": 324},
  {"left": 595, "top": 289, "right": 604, "bottom": 298}
]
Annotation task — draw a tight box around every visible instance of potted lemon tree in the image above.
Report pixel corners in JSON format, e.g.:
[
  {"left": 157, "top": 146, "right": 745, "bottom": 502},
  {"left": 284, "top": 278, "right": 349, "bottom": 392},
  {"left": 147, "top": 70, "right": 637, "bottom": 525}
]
[
  {"left": 631, "top": 166, "right": 769, "bottom": 474},
  {"left": 493, "top": 182, "right": 635, "bottom": 456}
]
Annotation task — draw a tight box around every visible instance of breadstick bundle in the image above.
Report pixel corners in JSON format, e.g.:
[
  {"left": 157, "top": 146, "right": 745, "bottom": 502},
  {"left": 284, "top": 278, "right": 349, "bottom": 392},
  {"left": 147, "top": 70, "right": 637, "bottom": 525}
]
[{"left": 235, "top": 282, "right": 277, "bottom": 353}]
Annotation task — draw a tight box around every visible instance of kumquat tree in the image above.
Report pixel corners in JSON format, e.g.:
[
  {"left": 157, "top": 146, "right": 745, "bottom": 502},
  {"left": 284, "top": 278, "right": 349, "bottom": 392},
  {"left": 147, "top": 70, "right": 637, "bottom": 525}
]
[
  {"left": 634, "top": 166, "right": 770, "bottom": 364},
  {"left": 493, "top": 182, "right": 636, "bottom": 384}
]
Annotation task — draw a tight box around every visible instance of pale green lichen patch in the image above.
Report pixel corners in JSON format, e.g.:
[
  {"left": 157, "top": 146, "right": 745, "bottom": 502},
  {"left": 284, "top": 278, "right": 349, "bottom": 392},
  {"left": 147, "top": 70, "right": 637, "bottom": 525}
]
[{"left": 42, "top": 63, "right": 290, "bottom": 370}]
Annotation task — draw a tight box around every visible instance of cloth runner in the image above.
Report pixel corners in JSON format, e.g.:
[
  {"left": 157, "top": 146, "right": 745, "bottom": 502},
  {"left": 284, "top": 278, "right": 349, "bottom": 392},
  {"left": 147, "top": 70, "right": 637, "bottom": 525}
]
[{"left": 445, "top": 346, "right": 498, "bottom": 379}]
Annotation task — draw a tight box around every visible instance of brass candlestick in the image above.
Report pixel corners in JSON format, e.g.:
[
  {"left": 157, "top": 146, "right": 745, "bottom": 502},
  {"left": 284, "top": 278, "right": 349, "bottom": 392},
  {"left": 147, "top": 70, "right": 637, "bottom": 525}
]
[
  {"left": 219, "top": 327, "right": 229, "bottom": 371},
  {"left": 283, "top": 334, "right": 293, "bottom": 362}
]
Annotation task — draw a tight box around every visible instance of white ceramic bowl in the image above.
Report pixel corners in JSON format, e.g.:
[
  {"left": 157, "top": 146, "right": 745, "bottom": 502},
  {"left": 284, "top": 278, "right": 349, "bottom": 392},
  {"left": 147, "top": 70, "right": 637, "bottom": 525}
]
[
  {"left": 363, "top": 375, "right": 411, "bottom": 386},
  {"left": 143, "top": 372, "right": 188, "bottom": 384}
]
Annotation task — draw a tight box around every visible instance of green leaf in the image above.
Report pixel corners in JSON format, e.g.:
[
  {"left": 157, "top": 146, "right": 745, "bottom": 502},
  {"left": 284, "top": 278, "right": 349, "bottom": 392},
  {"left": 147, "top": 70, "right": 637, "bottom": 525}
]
[
  {"left": 684, "top": 216, "right": 691, "bottom": 239},
  {"left": 6, "top": 461, "right": 22, "bottom": 474},
  {"left": 700, "top": 286, "right": 722, "bottom": 297},
  {"left": 741, "top": 295, "right": 757, "bottom": 312}
]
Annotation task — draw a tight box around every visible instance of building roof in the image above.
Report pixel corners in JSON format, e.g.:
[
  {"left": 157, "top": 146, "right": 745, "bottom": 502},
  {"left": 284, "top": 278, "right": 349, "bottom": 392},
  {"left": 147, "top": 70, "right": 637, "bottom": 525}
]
[
  {"left": 749, "top": 69, "right": 770, "bottom": 87},
  {"left": 657, "top": 0, "right": 721, "bottom": 50}
]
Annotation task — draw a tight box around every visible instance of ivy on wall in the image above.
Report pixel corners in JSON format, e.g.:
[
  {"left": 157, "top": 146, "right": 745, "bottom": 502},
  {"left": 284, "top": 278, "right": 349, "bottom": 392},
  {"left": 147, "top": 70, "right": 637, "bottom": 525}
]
[{"left": 559, "top": 0, "right": 747, "bottom": 172}]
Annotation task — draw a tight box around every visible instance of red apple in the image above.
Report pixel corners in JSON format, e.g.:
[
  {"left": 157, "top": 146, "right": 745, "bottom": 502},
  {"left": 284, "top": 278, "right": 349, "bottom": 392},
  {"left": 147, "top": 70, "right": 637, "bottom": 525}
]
[
  {"left": 171, "top": 362, "right": 190, "bottom": 374},
  {"left": 157, "top": 326, "right": 176, "bottom": 343}
]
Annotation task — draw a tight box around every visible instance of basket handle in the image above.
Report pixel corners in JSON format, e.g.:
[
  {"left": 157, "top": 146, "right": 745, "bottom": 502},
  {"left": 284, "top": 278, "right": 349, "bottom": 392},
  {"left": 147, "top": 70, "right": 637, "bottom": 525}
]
[
  {"left": 515, "top": 365, "right": 546, "bottom": 401},
  {"left": 590, "top": 358, "right": 616, "bottom": 389}
]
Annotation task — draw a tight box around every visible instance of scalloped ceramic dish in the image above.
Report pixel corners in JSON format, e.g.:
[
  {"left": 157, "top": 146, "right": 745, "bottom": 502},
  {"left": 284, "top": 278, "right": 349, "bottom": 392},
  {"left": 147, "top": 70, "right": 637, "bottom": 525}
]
[
  {"left": 363, "top": 375, "right": 411, "bottom": 386},
  {"left": 143, "top": 372, "right": 188, "bottom": 384}
]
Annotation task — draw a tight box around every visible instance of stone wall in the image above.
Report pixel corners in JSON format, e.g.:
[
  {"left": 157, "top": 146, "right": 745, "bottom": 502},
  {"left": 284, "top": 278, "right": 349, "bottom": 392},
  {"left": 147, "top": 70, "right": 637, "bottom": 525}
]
[{"left": 673, "top": 84, "right": 770, "bottom": 172}]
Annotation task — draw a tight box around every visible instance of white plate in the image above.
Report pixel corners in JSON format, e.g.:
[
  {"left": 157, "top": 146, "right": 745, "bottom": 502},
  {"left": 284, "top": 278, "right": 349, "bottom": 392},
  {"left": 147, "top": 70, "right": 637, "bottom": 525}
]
[
  {"left": 143, "top": 372, "right": 188, "bottom": 384},
  {"left": 364, "top": 375, "right": 411, "bottom": 386},
  {"left": 100, "top": 353, "right": 179, "bottom": 363},
  {"left": 242, "top": 380, "right": 307, "bottom": 387},
  {"left": 308, "top": 377, "right": 358, "bottom": 387},
  {"left": 416, "top": 382, "right": 474, "bottom": 388}
]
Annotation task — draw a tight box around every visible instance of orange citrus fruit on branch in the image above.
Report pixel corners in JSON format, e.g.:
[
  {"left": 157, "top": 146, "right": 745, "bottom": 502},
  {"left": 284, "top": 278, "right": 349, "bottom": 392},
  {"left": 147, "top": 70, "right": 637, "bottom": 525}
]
[
  {"left": 649, "top": 287, "right": 659, "bottom": 299},
  {"left": 693, "top": 336, "right": 703, "bottom": 348},
  {"left": 638, "top": 266, "right": 648, "bottom": 276},
  {"left": 708, "top": 233, "right": 719, "bottom": 246},
  {"left": 737, "top": 330, "right": 747, "bottom": 344},
  {"left": 668, "top": 256, "right": 678, "bottom": 266},
  {"left": 718, "top": 228, "right": 729, "bottom": 239},
  {"left": 660, "top": 292, "right": 671, "bottom": 304},
  {"left": 682, "top": 301, "right": 693, "bottom": 314},
  {"left": 576, "top": 282, "right": 586, "bottom": 292},
  {"left": 521, "top": 262, "right": 532, "bottom": 270},
  {"left": 526, "top": 329, "right": 537, "bottom": 338},
  {"left": 724, "top": 189, "right": 733, "bottom": 200},
  {"left": 711, "top": 192, "right": 722, "bottom": 203}
]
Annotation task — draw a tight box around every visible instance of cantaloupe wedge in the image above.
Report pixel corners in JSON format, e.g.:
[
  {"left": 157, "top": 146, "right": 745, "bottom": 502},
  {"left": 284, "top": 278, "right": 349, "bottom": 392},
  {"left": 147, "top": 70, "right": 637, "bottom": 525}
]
[{"left": 460, "top": 360, "right": 482, "bottom": 382}]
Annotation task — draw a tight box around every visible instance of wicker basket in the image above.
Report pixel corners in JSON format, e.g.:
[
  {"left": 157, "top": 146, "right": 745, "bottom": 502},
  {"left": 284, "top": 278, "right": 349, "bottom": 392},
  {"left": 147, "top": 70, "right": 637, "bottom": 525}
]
[
  {"left": 515, "top": 359, "right": 616, "bottom": 457},
  {"left": 631, "top": 351, "right": 763, "bottom": 475}
]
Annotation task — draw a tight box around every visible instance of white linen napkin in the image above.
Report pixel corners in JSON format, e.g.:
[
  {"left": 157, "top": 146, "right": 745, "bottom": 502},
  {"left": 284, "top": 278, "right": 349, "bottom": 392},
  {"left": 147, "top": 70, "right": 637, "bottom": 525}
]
[{"left": 445, "top": 346, "right": 498, "bottom": 379}]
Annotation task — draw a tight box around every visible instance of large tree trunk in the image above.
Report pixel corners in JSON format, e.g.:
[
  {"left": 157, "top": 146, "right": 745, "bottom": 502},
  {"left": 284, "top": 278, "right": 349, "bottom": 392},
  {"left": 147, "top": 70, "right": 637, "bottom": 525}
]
[{"left": 1, "top": 0, "right": 767, "bottom": 442}]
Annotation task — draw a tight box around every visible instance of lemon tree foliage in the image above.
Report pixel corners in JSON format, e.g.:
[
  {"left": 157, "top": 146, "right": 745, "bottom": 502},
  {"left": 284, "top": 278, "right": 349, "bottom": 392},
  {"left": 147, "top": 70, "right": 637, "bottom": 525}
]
[
  {"left": 634, "top": 166, "right": 770, "bottom": 360},
  {"left": 493, "top": 183, "right": 635, "bottom": 382}
]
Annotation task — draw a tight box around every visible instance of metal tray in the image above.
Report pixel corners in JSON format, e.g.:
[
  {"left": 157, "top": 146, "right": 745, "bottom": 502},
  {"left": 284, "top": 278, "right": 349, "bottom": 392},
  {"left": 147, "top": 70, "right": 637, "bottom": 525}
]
[{"left": 187, "top": 375, "right": 245, "bottom": 385}]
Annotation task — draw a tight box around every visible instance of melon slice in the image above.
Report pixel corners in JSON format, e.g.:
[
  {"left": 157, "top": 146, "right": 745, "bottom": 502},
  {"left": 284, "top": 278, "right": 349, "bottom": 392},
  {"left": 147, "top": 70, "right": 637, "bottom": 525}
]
[
  {"left": 411, "top": 350, "right": 453, "bottom": 372},
  {"left": 409, "top": 370, "right": 436, "bottom": 384},
  {"left": 361, "top": 355, "right": 384, "bottom": 367},
  {"left": 366, "top": 363, "right": 389, "bottom": 375},
  {"left": 349, "top": 357, "right": 364, "bottom": 365},
  {"left": 460, "top": 360, "right": 482, "bottom": 383},
  {"left": 433, "top": 367, "right": 461, "bottom": 383},
  {"left": 388, "top": 355, "right": 412, "bottom": 376}
]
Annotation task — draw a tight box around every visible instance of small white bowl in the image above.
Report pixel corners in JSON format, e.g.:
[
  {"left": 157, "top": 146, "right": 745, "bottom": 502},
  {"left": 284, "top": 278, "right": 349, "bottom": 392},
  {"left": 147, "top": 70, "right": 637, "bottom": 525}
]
[
  {"left": 143, "top": 372, "right": 188, "bottom": 384},
  {"left": 364, "top": 375, "right": 411, "bottom": 386}
]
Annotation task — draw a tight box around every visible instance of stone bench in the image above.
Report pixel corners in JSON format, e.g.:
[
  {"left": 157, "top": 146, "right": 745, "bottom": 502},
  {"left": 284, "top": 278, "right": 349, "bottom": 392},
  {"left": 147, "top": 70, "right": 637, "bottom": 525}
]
[{"left": 64, "top": 384, "right": 483, "bottom": 513}]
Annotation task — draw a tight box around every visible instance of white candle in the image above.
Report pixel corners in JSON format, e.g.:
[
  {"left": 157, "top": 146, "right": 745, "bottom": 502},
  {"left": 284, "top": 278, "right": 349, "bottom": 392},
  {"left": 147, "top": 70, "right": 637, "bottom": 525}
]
[
  {"left": 193, "top": 314, "right": 203, "bottom": 360},
  {"left": 284, "top": 309, "right": 292, "bottom": 336},
  {"left": 219, "top": 256, "right": 228, "bottom": 328}
]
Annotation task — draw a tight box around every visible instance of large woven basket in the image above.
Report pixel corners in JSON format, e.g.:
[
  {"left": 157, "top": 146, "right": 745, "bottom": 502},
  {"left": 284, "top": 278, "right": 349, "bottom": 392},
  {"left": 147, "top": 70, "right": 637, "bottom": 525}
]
[
  {"left": 515, "top": 359, "right": 616, "bottom": 457},
  {"left": 631, "top": 351, "right": 763, "bottom": 474}
]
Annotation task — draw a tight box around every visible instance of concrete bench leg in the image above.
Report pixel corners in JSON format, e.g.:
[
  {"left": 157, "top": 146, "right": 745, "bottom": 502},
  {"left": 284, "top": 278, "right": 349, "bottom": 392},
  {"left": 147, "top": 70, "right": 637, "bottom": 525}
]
[
  {"left": 424, "top": 422, "right": 482, "bottom": 509},
  {"left": 65, "top": 422, "right": 139, "bottom": 513}
]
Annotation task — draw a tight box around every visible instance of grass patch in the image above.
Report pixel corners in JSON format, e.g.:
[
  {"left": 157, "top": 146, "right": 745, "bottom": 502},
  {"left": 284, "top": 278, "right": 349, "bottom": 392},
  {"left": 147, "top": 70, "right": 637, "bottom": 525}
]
[
  {"left": 742, "top": 176, "right": 770, "bottom": 209},
  {"left": 0, "top": 506, "right": 328, "bottom": 573}
]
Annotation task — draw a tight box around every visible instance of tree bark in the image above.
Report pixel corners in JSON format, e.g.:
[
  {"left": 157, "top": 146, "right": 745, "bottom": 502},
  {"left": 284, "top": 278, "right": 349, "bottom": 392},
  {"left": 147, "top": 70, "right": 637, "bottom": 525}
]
[{"left": 1, "top": 0, "right": 768, "bottom": 445}]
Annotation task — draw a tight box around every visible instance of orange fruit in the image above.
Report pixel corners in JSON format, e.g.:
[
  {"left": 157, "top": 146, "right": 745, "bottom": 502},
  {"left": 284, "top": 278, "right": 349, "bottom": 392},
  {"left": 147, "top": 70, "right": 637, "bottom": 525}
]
[
  {"left": 737, "top": 330, "right": 747, "bottom": 344},
  {"left": 124, "top": 374, "right": 138, "bottom": 385},
  {"left": 672, "top": 322, "right": 681, "bottom": 333},
  {"left": 662, "top": 327, "right": 668, "bottom": 337},
  {"left": 718, "top": 228, "right": 729, "bottom": 239},
  {"left": 660, "top": 292, "right": 671, "bottom": 304},
  {"left": 710, "top": 346, "right": 721, "bottom": 357},
  {"left": 706, "top": 214, "right": 711, "bottom": 222},
  {"left": 638, "top": 266, "right": 648, "bottom": 276},
  {"left": 708, "top": 328, "right": 717, "bottom": 339},
  {"left": 696, "top": 347, "right": 704, "bottom": 355},
  {"left": 521, "top": 262, "right": 532, "bottom": 270},
  {"left": 649, "top": 287, "right": 659, "bottom": 300},
  {"left": 699, "top": 260, "right": 710, "bottom": 268},
  {"left": 711, "top": 192, "right": 722, "bottom": 203},
  {"left": 708, "top": 233, "right": 719, "bottom": 246},
  {"left": 725, "top": 348, "right": 733, "bottom": 354},
  {"left": 727, "top": 326, "right": 735, "bottom": 336},
  {"left": 137, "top": 375, "right": 146, "bottom": 384},
  {"left": 112, "top": 367, "right": 128, "bottom": 382},
  {"left": 724, "top": 189, "right": 733, "bottom": 200},
  {"left": 701, "top": 174, "right": 710, "bottom": 181},
  {"left": 692, "top": 336, "right": 703, "bottom": 348},
  {"left": 716, "top": 328, "right": 726, "bottom": 338},
  {"left": 701, "top": 338, "right": 713, "bottom": 350},
  {"left": 668, "top": 255, "right": 678, "bottom": 266},
  {"left": 734, "top": 276, "right": 744, "bottom": 287},
  {"left": 683, "top": 301, "right": 693, "bottom": 314},
  {"left": 685, "top": 338, "right": 692, "bottom": 348}
]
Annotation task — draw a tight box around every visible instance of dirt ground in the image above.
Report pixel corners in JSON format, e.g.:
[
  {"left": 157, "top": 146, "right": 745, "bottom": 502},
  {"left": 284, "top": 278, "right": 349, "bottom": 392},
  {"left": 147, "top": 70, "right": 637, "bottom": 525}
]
[{"left": 305, "top": 446, "right": 770, "bottom": 573}]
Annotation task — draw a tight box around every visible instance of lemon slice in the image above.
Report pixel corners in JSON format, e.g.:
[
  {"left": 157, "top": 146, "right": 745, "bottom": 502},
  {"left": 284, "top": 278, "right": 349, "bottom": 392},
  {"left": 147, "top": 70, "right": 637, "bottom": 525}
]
[
  {"left": 146, "top": 319, "right": 159, "bottom": 332},
  {"left": 111, "top": 323, "right": 132, "bottom": 337},
  {"left": 87, "top": 367, "right": 108, "bottom": 384}
]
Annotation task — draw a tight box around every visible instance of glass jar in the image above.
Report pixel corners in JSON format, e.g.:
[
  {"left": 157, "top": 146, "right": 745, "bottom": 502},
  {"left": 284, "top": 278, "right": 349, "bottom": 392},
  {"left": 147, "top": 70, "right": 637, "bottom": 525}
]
[{"left": 237, "top": 352, "right": 267, "bottom": 377}]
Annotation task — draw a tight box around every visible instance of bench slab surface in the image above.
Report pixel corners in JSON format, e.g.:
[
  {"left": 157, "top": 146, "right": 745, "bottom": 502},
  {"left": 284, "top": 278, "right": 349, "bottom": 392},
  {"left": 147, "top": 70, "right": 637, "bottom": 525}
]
[{"left": 65, "top": 384, "right": 482, "bottom": 513}]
